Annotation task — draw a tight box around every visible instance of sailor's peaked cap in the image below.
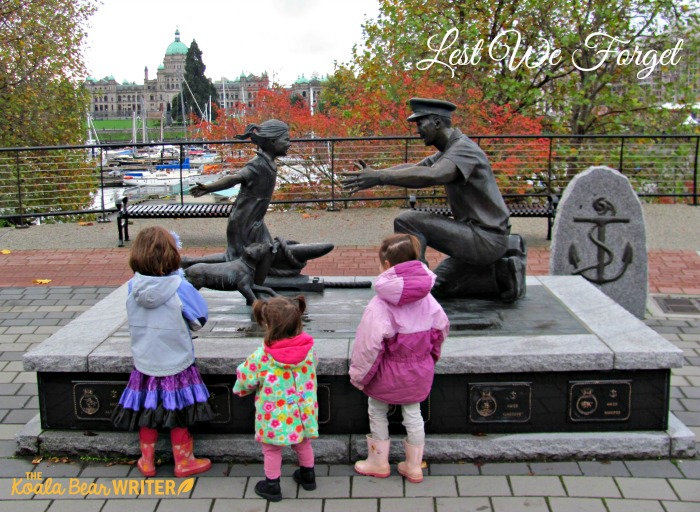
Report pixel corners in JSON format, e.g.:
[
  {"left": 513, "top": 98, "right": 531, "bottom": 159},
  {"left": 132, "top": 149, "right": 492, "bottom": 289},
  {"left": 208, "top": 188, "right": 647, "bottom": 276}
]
[{"left": 407, "top": 98, "right": 457, "bottom": 121}]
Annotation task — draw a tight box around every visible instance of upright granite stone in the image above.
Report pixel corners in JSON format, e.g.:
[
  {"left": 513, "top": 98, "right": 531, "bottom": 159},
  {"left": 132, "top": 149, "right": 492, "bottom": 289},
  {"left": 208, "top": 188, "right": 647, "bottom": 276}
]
[{"left": 550, "top": 166, "right": 648, "bottom": 319}]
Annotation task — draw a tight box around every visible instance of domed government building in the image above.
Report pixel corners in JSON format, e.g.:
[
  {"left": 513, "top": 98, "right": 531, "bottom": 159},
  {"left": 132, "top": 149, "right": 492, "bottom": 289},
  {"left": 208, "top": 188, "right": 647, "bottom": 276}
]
[{"left": 84, "top": 29, "right": 326, "bottom": 121}]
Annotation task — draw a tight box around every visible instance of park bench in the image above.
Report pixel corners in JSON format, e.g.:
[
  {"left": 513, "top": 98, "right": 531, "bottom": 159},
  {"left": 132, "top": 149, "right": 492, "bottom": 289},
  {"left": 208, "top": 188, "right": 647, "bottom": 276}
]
[
  {"left": 116, "top": 196, "right": 233, "bottom": 247},
  {"left": 410, "top": 194, "right": 559, "bottom": 239},
  {"left": 116, "top": 192, "right": 558, "bottom": 247}
]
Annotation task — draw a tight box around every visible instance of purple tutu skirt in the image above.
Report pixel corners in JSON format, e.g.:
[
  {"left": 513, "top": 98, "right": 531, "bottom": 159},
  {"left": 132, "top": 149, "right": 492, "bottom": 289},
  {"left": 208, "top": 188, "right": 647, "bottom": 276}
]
[{"left": 111, "top": 364, "right": 216, "bottom": 430}]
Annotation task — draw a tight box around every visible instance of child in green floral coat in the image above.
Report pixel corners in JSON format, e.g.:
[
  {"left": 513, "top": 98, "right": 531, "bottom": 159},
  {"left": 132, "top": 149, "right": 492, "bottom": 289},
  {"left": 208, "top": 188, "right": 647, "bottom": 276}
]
[{"left": 233, "top": 295, "right": 318, "bottom": 502}]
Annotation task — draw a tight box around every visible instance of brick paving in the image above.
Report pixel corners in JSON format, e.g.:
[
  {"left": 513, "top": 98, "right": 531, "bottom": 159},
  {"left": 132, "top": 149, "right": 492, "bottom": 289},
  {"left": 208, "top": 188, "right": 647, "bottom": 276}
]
[
  {"left": 0, "top": 244, "right": 698, "bottom": 509},
  {"left": 1, "top": 246, "right": 699, "bottom": 293}
]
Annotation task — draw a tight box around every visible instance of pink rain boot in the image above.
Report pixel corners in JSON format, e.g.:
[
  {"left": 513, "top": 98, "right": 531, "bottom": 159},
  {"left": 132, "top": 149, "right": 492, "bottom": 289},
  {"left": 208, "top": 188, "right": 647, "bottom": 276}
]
[
  {"left": 397, "top": 439, "right": 424, "bottom": 483},
  {"left": 354, "top": 435, "right": 391, "bottom": 478}
]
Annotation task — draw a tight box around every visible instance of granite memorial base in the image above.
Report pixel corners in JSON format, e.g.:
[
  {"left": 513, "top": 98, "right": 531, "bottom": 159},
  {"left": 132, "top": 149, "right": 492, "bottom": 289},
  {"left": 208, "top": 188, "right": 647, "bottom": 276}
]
[{"left": 20, "top": 276, "right": 696, "bottom": 462}]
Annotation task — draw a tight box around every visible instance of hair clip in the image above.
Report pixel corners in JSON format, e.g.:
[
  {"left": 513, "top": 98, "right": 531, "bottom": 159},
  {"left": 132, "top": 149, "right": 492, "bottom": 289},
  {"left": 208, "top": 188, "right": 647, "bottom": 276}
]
[{"left": 169, "top": 230, "right": 183, "bottom": 249}]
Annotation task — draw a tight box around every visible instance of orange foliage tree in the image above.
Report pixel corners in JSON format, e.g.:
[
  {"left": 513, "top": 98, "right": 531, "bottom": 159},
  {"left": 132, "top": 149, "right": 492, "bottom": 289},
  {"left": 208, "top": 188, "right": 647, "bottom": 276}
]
[{"left": 188, "top": 72, "right": 549, "bottom": 205}]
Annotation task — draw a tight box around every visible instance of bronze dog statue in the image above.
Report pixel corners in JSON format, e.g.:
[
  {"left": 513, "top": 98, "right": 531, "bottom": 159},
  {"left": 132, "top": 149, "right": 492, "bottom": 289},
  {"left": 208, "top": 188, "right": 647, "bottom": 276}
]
[{"left": 184, "top": 242, "right": 278, "bottom": 305}]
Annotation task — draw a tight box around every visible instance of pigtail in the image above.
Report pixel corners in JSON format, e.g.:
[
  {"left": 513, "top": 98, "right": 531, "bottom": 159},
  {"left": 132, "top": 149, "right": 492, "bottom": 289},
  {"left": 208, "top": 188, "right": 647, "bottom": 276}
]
[
  {"left": 253, "top": 295, "right": 307, "bottom": 346},
  {"left": 252, "top": 299, "right": 267, "bottom": 327},
  {"left": 293, "top": 295, "right": 306, "bottom": 315}
]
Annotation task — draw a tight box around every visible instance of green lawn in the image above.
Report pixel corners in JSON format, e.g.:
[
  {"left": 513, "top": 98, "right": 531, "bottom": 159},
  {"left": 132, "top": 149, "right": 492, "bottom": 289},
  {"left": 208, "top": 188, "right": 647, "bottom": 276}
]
[
  {"left": 87, "top": 119, "right": 187, "bottom": 142},
  {"left": 92, "top": 119, "right": 161, "bottom": 130}
]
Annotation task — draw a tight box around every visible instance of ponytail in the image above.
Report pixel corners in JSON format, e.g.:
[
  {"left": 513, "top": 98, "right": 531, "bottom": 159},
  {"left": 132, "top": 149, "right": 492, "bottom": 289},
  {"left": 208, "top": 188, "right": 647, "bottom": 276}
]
[
  {"left": 235, "top": 119, "right": 289, "bottom": 146},
  {"left": 253, "top": 295, "right": 306, "bottom": 346}
]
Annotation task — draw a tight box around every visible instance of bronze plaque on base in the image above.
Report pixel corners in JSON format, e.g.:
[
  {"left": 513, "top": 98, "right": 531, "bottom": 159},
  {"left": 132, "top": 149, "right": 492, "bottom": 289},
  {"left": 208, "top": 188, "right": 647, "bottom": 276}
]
[
  {"left": 73, "top": 381, "right": 126, "bottom": 421},
  {"left": 72, "top": 381, "right": 233, "bottom": 424},
  {"left": 568, "top": 380, "right": 632, "bottom": 422},
  {"left": 469, "top": 382, "right": 531, "bottom": 423}
]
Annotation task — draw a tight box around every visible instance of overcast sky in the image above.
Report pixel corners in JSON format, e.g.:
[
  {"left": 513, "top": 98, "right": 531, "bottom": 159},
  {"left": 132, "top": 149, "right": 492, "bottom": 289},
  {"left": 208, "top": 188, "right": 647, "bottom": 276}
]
[{"left": 83, "top": 0, "right": 380, "bottom": 87}]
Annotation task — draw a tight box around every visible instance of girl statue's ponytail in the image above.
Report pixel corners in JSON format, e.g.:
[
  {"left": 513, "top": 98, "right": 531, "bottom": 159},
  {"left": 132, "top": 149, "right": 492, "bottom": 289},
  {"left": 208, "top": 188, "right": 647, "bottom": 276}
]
[
  {"left": 235, "top": 119, "right": 289, "bottom": 145},
  {"left": 235, "top": 124, "right": 260, "bottom": 141}
]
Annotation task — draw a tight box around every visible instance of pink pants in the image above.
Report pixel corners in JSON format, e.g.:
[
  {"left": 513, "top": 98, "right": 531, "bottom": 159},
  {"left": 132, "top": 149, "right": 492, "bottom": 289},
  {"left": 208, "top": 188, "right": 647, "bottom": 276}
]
[{"left": 261, "top": 438, "right": 314, "bottom": 479}]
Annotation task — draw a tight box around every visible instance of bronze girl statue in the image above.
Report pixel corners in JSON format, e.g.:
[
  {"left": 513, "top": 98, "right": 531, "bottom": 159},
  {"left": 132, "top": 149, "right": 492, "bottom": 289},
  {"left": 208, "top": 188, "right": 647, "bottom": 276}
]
[{"left": 183, "top": 120, "right": 333, "bottom": 296}]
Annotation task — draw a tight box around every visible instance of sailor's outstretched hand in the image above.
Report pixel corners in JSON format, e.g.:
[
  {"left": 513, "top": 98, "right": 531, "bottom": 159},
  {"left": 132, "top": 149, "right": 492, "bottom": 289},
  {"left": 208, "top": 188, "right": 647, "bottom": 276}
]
[
  {"left": 340, "top": 160, "right": 381, "bottom": 195},
  {"left": 189, "top": 182, "right": 209, "bottom": 198}
]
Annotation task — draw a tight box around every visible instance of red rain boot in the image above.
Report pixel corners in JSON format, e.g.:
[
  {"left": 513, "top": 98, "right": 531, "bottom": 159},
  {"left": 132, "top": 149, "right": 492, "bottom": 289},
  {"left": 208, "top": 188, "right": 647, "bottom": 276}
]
[
  {"left": 137, "top": 427, "right": 158, "bottom": 477},
  {"left": 170, "top": 427, "right": 212, "bottom": 478}
]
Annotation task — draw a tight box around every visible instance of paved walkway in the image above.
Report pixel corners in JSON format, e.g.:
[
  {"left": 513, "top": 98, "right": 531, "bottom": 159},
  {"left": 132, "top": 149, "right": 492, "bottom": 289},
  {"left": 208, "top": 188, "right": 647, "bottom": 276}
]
[
  {"left": 0, "top": 208, "right": 699, "bottom": 510},
  {"left": 0, "top": 204, "right": 699, "bottom": 293},
  {"left": 0, "top": 246, "right": 699, "bottom": 295}
]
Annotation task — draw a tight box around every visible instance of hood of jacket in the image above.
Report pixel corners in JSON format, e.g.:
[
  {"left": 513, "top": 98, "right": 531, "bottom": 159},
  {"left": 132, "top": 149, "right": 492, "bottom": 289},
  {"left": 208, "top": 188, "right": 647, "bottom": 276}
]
[
  {"left": 374, "top": 260, "right": 436, "bottom": 306},
  {"left": 264, "top": 332, "right": 314, "bottom": 366},
  {"left": 129, "top": 272, "right": 182, "bottom": 309}
]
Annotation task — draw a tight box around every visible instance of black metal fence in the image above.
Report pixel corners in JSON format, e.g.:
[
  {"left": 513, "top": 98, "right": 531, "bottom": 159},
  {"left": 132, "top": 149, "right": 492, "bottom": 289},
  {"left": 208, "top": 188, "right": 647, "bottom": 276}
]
[{"left": 0, "top": 134, "right": 697, "bottom": 227}]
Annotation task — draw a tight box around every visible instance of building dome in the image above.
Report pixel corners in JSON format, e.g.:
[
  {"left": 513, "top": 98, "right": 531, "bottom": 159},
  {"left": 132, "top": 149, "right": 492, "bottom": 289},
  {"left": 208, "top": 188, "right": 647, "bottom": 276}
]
[
  {"left": 295, "top": 74, "right": 310, "bottom": 85},
  {"left": 165, "top": 29, "right": 188, "bottom": 56}
]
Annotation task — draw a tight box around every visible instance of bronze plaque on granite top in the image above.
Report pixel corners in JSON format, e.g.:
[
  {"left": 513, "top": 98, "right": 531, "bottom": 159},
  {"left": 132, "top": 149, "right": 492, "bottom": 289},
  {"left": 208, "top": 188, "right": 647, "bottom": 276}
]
[
  {"left": 469, "top": 382, "right": 532, "bottom": 423},
  {"left": 568, "top": 380, "right": 632, "bottom": 422}
]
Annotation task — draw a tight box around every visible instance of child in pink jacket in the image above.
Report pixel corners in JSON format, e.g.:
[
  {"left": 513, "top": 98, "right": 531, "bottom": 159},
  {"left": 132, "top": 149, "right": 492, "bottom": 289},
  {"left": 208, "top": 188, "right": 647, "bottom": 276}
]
[{"left": 349, "top": 233, "right": 449, "bottom": 483}]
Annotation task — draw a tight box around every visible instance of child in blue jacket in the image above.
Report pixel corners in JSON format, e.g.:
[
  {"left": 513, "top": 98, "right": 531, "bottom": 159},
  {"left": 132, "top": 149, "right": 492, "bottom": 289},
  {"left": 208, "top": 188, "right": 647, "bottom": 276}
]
[{"left": 112, "top": 226, "right": 214, "bottom": 477}]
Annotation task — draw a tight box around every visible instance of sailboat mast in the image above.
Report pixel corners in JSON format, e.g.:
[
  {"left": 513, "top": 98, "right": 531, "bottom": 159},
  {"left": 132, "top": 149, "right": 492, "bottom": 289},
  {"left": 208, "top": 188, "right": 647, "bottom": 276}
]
[
  {"left": 142, "top": 96, "right": 147, "bottom": 143},
  {"left": 222, "top": 77, "right": 226, "bottom": 114},
  {"left": 180, "top": 83, "right": 187, "bottom": 142}
]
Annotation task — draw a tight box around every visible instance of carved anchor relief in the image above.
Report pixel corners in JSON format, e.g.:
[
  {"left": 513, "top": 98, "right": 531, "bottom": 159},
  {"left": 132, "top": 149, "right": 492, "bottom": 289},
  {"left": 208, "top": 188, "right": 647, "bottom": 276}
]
[{"left": 568, "top": 198, "right": 633, "bottom": 284}]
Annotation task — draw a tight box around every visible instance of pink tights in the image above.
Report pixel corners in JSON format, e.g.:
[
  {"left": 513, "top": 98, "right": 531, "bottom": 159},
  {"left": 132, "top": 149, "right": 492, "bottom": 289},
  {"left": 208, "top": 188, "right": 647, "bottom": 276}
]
[{"left": 261, "top": 438, "right": 314, "bottom": 479}]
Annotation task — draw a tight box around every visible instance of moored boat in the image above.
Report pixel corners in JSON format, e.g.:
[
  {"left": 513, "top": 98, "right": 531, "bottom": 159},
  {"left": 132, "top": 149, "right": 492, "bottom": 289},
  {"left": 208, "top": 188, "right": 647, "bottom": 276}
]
[{"left": 122, "top": 167, "right": 202, "bottom": 187}]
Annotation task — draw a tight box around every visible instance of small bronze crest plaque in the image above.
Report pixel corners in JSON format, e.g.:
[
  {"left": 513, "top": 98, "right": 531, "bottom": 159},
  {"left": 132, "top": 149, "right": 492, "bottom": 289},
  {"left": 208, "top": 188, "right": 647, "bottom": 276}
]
[
  {"left": 568, "top": 380, "right": 631, "bottom": 422},
  {"left": 469, "top": 383, "right": 531, "bottom": 423}
]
